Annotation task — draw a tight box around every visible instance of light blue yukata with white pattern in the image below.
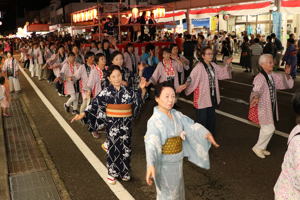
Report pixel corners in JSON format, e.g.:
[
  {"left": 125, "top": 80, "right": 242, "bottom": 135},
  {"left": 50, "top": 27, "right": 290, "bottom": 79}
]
[{"left": 145, "top": 107, "right": 212, "bottom": 200}]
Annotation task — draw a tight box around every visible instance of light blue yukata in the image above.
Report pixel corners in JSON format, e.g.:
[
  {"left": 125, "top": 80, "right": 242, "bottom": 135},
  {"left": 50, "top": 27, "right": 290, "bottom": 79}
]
[{"left": 145, "top": 106, "right": 212, "bottom": 200}]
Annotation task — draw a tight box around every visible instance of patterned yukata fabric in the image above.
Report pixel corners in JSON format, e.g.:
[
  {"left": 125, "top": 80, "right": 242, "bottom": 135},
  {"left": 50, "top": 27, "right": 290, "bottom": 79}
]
[
  {"left": 274, "top": 125, "right": 300, "bottom": 200},
  {"left": 145, "top": 107, "right": 211, "bottom": 200},
  {"left": 84, "top": 85, "right": 143, "bottom": 179}
]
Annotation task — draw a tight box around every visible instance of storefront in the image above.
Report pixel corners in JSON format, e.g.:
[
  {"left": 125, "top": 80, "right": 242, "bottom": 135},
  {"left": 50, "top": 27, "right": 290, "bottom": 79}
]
[{"left": 189, "top": 1, "right": 273, "bottom": 35}]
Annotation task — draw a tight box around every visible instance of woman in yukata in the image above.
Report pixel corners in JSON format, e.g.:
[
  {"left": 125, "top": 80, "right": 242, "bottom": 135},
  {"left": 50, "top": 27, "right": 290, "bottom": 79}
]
[
  {"left": 177, "top": 47, "right": 233, "bottom": 136},
  {"left": 85, "top": 53, "right": 109, "bottom": 139},
  {"left": 48, "top": 46, "right": 67, "bottom": 96},
  {"left": 87, "top": 53, "right": 108, "bottom": 99},
  {"left": 145, "top": 82, "right": 219, "bottom": 200},
  {"left": 2, "top": 51, "right": 21, "bottom": 93},
  {"left": 110, "top": 51, "right": 132, "bottom": 88},
  {"left": 170, "top": 43, "right": 189, "bottom": 84},
  {"left": 74, "top": 51, "right": 95, "bottom": 113},
  {"left": 71, "top": 65, "right": 147, "bottom": 185},
  {"left": 59, "top": 52, "right": 81, "bottom": 115},
  {"left": 274, "top": 92, "right": 300, "bottom": 200},
  {"left": 147, "top": 47, "right": 183, "bottom": 92},
  {"left": 250, "top": 54, "right": 293, "bottom": 159}
]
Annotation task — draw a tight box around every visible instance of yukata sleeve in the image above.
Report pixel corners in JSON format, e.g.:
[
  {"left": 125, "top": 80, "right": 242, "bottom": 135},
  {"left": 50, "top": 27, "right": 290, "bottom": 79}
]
[
  {"left": 14, "top": 60, "right": 20, "bottom": 71},
  {"left": 149, "top": 63, "right": 162, "bottom": 85},
  {"left": 131, "top": 88, "right": 144, "bottom": 118},
  {"left": 86, "top": 69, "right": 96, "bottom": 91},
  {"left": 73, "top": 65, "right": 83, "bottom": 80},
  {"left": 185, "top": 65, "right": 200, "bottom": 96},
  {"left": 83, "top": 91, "right": 107, "bottom": 132},
  {"left": 181, "top": 55, "right": 190, "bottom": 70},
  {"left": 58, "top": 64, "right": 67, "bottom": 79},
  {"left": 174, "top": 60, "right": 183, "bottom": 73},
  {"left": 144, "top": 118, "right": 162, "bottom": 167},
  {"left": 250, "top": 75, "right": 264, "bottom": 100},
  {"left": 214, "top": 63, "right": 231, "bottom": 80},
  {"left": 175, "top": 111, "right": 211, "bottom": 169},
  {"left": 272, "top": 72, "right": 294, "bottom": 90}
]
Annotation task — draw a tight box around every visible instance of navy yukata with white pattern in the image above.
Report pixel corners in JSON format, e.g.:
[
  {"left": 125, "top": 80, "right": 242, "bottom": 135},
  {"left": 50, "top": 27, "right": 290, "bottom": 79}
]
[{"left": 84, "top": 85, "right": 143, "bottom": 179}]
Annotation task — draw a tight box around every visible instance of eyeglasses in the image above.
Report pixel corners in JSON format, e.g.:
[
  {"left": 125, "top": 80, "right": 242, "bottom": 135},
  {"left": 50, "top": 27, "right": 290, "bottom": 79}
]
[{"left": 205, "top": 53, "right": 213, "bottom": 56}]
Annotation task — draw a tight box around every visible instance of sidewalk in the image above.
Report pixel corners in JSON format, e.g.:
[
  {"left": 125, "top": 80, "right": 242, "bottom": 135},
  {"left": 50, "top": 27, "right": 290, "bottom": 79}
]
[{"left": 0, "top": 94, "right": 69, "bottom": 200}]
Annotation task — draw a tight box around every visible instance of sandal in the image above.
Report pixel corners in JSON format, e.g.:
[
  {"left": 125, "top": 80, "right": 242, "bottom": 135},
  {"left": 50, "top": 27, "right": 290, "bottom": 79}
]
[
  {"left": 101, "top": 143, "right": 108, "bottom": 152},
  {"left": 107, "top": 175, "right": 116, "bottom": 185}
]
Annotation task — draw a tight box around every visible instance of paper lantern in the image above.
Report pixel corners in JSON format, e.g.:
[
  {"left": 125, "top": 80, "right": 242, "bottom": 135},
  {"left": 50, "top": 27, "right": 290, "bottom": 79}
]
[
  {"left": 146, "top": 11, "right": 151, "bottom": 18},
  {"left": 81, "top": 13, "right": 84, "bottom": 22},
  {"left": 132, "top": 8, "right": 139, "bottom": 18},
  {"left": 157, "top": 8, "right": 165, "bottom": 18},
  {"left": 153, "top": 9, "right": 158, "bottom": 18},
  {"left": 93, "top": 9, "right": 97, "bottom": 19}
]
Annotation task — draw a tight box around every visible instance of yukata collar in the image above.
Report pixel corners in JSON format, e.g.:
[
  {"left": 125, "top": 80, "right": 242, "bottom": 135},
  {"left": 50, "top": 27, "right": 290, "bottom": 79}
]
[
  {"left": 153, "top": 106, "right": 175, "bottom": 120},
  {"left": 108, "top": 84, "right": 125, "bottom": 92}
]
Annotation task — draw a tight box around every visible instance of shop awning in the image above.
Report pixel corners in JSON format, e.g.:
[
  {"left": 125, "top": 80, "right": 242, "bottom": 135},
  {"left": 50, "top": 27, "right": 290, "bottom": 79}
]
[
  {"left": 281, "top": 0, "right": 300, "bottom": 14},
  {"left": 157, "top": 11, "right": 186, "bottom": 23},
  {"left": 27, "top": 24, "right": 50, "bottom": 32},
  {"left": 189, "top": 1, "right": 272, "bottom": 19}
]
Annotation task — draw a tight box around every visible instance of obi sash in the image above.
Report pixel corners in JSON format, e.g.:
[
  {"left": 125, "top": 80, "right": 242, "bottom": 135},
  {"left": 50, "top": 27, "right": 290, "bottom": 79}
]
[
  {"left": 162, "top": 136, "right": 182, "bottom": 155},
  {"left": 106, "top": 104, "right": 132, "bottom": 118}
]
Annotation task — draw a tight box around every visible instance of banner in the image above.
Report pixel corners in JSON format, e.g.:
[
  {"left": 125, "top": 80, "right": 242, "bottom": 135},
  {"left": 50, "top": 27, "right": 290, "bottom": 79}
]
[{"left": 272, "top": 12, "right": 282, "bottom": 40}]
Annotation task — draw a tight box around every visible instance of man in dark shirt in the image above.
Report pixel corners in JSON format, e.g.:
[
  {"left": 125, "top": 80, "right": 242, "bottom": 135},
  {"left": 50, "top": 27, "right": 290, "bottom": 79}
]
[
  {"left": 271, "top": 33, "right": 284, "bottom": 70},
  {"left": 183, "top": 34, "right": 196, "bottom": 73},
  {"left": 104, "top": 18, "right": 114, "bottom": 36}
]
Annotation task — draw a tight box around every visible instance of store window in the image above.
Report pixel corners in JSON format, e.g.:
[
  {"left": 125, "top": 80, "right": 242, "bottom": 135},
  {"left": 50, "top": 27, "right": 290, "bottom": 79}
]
[{"left": 236, "top": 16, "right": 247, "bottom": 23}]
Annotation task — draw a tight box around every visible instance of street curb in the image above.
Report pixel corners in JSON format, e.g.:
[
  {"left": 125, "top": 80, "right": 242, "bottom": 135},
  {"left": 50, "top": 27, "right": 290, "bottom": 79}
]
[
  {"left": 19, "top": 94, "right": 72, "bottom": 200},
  {"left": 0, "top": 108, "right": 10, "bottom": 199}
]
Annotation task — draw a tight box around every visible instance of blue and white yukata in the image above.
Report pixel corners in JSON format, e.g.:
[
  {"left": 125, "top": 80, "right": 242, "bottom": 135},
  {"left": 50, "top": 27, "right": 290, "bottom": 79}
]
[
  {"left": 145, "top": 107, "right": 212, "bottom": 200},
  {"left": 84, "top": 85, "right": 144, "bottom": 179}
]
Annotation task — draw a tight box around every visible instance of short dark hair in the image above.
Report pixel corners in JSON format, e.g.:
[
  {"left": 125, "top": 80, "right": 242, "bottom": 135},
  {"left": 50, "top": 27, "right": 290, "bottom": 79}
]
[
  {"left": 110, "top": 51, "right": 123, "bottom": 62},
  {"left": 125, "top": 43, "right": 134, "bottom": 52},
  {"left": 84, "top": 51, "right": 95, "bottom": 61},
  {"left": 170, "top": 43, "right": 178, "bottom": 51},
  {"left": 68, "top": 52, "right": 75, "bottom": 57},
  {"left": 271, "top": 33, "right": 276, "bottom": 38},
  {"left": 145, "top": 44, "right": 155, "bottom": 53},
  {"left": 154, "top": 81, "right": 175, "bottom": 98},
  {"left": 95, "top": 53, "right": 105, "bottom": 63},
  {"left": 162, "top": 47, "right": 171, "bottom": 54},
  {"left": 201, "top": 47, "right": 213, "bottom": 56},
  {"left": 107, "top": 65, "right": 122, "bottom": 77}
]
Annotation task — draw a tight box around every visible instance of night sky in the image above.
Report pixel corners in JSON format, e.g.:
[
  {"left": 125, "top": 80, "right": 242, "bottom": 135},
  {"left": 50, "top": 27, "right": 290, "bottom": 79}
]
[{"left": 0, "top": 0, "right": 91, "bottom": 35}]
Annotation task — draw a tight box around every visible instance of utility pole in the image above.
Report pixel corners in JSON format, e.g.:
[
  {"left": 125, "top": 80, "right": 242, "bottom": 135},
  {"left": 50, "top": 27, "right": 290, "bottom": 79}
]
[{"left": 97, "top": 0, "right": 101, "bottom": 42}]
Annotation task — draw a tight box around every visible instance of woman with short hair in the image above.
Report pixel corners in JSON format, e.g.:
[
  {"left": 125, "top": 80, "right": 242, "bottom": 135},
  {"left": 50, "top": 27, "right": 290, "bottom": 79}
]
[{"left": 249, "top": 54, "right": 294, "bottom": 158}]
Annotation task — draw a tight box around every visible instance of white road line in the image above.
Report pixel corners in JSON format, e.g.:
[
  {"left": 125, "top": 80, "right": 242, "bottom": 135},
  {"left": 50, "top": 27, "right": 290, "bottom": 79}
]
[
  {"left": 178, "top": 97, "right": 289, "bottom": 138},
  {"left": 20, "top": 67, "right": 135, "bottom": 200},
  {"left": 222, "top": 80, "right": 294, "bottom": 96},
  {"left": 220, "top": 96, "right": 249, "bottom": 105}
]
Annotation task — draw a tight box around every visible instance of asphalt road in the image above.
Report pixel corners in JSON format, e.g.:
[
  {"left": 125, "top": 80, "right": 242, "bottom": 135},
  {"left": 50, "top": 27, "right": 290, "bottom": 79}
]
[{"left": 18, "top": 65, "right": 298, "bottom": 200}]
